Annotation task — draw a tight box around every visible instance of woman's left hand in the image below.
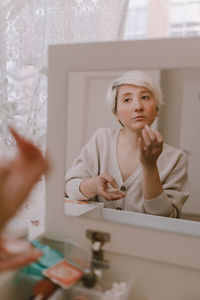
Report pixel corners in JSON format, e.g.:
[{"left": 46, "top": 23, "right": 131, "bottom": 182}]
[
  {"left": 0, "top": 127, "right": 49, "bottom": 231},
  {"left": 138, "top": 125, "right": 163, "bottom": 169}
]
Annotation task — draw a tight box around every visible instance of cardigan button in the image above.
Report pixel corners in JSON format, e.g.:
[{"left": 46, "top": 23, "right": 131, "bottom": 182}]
[{"left": 120, "top": 186, "right": 126, "bottom": 192}]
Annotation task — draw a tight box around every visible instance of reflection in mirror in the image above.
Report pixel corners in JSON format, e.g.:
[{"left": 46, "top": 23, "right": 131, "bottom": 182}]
[{"left": 64, "top": 68, "right": 200, "bottom": 222}]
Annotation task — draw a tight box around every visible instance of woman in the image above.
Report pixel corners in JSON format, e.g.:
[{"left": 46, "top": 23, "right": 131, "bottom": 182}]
[{"left": 65, "top": 71, "right": 189, "bottom": 218}]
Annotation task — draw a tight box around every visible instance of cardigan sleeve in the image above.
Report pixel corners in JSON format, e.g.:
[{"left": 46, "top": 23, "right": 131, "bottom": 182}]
[
  {"left": 143, "top": 152, "right": 190, "bottom": 218},
  {"left": 65, "top": 130, "right": 100, "bottom": 200}
]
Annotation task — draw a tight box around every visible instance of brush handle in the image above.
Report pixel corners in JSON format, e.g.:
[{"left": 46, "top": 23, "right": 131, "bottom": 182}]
[
  {"left": 35, "top": 296, "right": 44, "bottom": 300},
  {"left": 29, "top": 278, "right": 58, "bottom": 300}
]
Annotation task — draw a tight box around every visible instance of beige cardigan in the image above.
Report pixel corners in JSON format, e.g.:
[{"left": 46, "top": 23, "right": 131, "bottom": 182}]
[{"left": 65, "top": 127, "right": 190, "bottom": 218}]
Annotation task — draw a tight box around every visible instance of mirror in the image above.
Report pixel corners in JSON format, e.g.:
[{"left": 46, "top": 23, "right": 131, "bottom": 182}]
[
  {"left": 64, "top": 67, "right": 200, "bottom": 222},
  {"left": 46, "top": 37, "right": 200, "bottom": 240}
]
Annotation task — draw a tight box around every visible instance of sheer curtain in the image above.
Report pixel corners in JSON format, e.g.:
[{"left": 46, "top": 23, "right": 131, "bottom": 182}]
[{"left": 0, "top": 0, "right": 128, "bottom": 226}]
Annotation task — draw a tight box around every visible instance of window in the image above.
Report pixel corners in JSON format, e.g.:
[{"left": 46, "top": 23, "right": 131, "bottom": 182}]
[
  {"left": 169, "top": 0, "right": 200, "bottom": 37},
  {"left": 123, "top": 0, "right": 200, "bottom": 39},
  {"left": 124, "top": 0, "right": 148, "bottom": 39}
]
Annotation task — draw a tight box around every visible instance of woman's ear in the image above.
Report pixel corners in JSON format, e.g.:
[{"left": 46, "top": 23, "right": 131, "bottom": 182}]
[
  {"left": 115, "top": 116, "right": 120, "bottom": 123},
  {"left": 116, "top": 117, "right": 124, "bottom": 127},
  {"left": 114, "top": 111, "right": 119, "bottom": 122},
  {"left": 156, "top": 106, "right": 159, "bottom": 116},
  {"left": 114, "top": 110, "right": 124, "bottom": 126}
]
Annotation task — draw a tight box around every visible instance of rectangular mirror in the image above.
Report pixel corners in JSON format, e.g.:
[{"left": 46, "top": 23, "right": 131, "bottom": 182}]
[
  {"left": 64, "top": 67, "right": 200, "bottom": 222},
  {"left": 46, "top": 37, "right": 200, "bottom": 249}
]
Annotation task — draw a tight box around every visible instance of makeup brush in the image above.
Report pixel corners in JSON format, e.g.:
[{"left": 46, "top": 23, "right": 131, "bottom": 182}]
[{"left": 29, "top": 278, "right": 58, "bottom": 300}]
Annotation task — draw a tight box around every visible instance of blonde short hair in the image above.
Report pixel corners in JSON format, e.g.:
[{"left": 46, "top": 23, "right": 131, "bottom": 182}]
[{"left": 107, "top": 70, "right": 163, "bottom": 114}]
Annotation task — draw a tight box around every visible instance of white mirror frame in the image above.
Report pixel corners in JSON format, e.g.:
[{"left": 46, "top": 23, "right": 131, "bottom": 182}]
[{"left": 46, "top": 37, "right": 200, "bottom": 270}]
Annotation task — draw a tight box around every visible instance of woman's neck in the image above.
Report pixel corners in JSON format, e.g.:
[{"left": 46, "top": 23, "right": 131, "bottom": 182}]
[{"left": 119, "top": 127, "right": 141, "bottom": 150}]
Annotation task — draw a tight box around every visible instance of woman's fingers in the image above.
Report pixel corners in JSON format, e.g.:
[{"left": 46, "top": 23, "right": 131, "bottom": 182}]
[
  {"left": 0, "top": 165, "right": 10, "bottom": 183},
  {"left": 138, "top": 136, "right": 144, "bottom": 148},
  {"left": 100, "top": 188, "right": 125, "bottom": 201},
  {"left": 0, "top": 238, "right": 42, "bottom": 271},
  {"left": 144, "top": 125, "right": 156, "bottom": 142},
  {"left": 101, "top": 174, "right": 118, "bottom": 189},
  {"left": 97, "top": 174, "right": 126, "bottom": 200},
  {"left": 139, "top": 126, "right": 164, "bottom": 168},
  {"left": 0, "top": 247, "right": 42, "bottom": 271},
  {"left": 138, "top": 136, "right": 147, "bottom": 153},
  {"left": 9, "top": 126, "right": 49, "bottom": 172},
  {"left": 141, "top": 128, "right": 151, "bottom": 148},
  {"left": 0, "top": 127, "right": 49, "bottom": 230},
  {"left": 99, "top": 182, "right": 125, "bottom": 200},
  {"left": 141, "top": 125, "right": 163, "bottom": 149},
  {"left": 154, "top": 130, "right": 164, "bottom": 144}
]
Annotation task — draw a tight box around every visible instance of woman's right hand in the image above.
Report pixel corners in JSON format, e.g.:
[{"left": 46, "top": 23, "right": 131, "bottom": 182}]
[
  {"left": 92, "top": 174, "right": 126, "bottom": 201},
  {"left": 80, "top": 174, "right": 126, "bottom": 200}
]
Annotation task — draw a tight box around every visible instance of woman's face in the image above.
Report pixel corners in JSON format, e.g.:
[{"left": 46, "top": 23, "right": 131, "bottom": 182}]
[{"left": 116, "top": 84, "right": 158, "bottom": 131}]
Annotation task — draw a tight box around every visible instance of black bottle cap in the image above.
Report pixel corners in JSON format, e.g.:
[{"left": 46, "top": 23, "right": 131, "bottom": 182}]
[{"left": 82, "top": 268, "right": 97, "bottom": 288}]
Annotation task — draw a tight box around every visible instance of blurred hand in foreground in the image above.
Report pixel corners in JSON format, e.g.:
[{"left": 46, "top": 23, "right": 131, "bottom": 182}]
[
  {"left": 0, "top": 127, "right": 48, "bottom": 271},
  {"left": 0, "top": 127, "right": 48, "bottom": 231}
]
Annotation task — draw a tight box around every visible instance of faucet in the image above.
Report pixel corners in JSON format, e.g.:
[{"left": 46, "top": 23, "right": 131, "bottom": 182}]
[
  {"left": 86, "top": 230, "right": 110, "bottom": 270},
  {"left": 81, "top": 230, "right": 111, "bottom": 287}
]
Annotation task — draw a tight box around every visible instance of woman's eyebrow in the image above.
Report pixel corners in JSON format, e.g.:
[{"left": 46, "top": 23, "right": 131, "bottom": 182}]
[
  {"left": 140, "top": 89, "right": 151, "bottom": 94},
  {"left": 120, "top": 92, "right": 132, "bottom": 99}
]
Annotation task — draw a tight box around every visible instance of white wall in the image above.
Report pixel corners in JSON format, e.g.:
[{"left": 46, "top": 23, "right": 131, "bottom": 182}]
[
  {"left": 159, "top": 68, "right": 200, "bottom": 146},
  {"left": 159, "top": 69, "right": 200, "bottom": 216}
]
